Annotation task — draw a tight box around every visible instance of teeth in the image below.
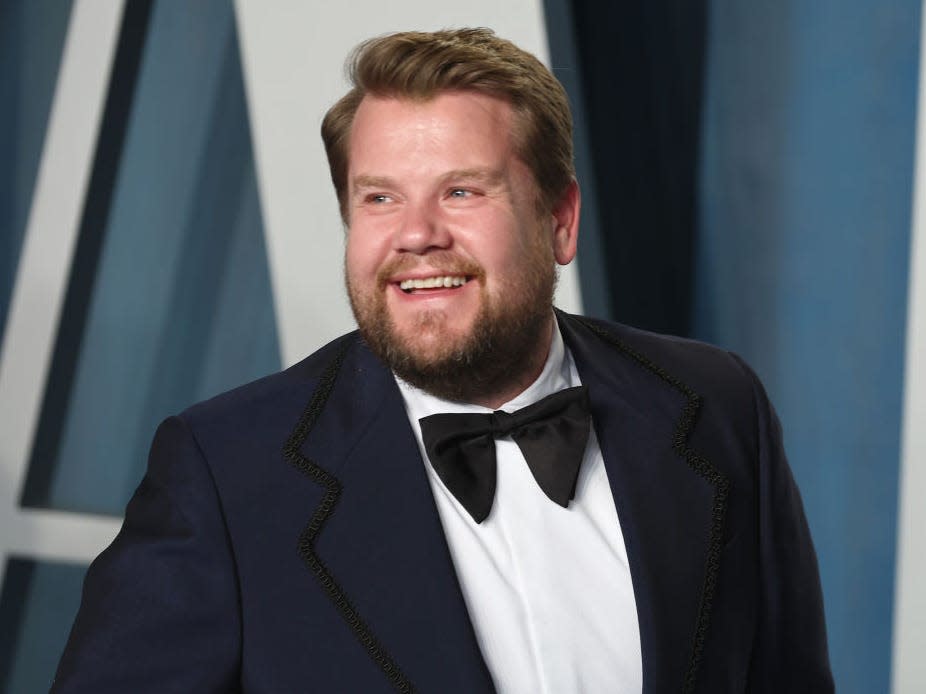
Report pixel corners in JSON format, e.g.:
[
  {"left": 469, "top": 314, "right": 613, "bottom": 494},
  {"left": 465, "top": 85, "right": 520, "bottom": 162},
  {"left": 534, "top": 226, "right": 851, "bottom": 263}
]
[{"left": 399, "top": 276, "right": 468, "bottom": 291}]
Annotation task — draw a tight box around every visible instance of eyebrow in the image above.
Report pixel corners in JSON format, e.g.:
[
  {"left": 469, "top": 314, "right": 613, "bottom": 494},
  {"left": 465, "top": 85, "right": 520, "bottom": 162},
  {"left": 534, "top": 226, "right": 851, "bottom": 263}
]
[
  {"left": 440, "top": 168, "right": 505, "bottom": 186},
  {"left": 351, "top": 175, "right": 395, "bottom": 191},
  {"left": 350, "top": 168, "right": 506, "bottom": 193}
]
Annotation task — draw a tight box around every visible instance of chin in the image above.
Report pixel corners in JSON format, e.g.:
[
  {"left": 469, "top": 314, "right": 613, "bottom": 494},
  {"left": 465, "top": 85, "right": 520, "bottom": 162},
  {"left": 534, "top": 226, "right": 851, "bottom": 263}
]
[
  {"left": 394, "top": 317, "right": 475, "bottom": 361},
  {"left": 396, "top": 305, "right": 471, "bottom": 337}
]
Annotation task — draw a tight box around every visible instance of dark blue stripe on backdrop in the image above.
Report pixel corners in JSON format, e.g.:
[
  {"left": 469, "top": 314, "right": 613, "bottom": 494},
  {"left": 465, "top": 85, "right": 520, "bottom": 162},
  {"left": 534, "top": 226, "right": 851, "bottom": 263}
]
[
  {"left": 542, "top": 0, "right": 612, "bottom": 321},
  {"left": 557, "top": 0, "right": 707, "bottom": 336},
  {"left": 0, "top": 559, "right": 34, "bottom": 691}
]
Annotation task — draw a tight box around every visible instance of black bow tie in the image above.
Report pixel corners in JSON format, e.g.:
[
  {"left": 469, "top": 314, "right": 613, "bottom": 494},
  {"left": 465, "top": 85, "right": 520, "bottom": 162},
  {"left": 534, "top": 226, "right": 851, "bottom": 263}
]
[{"left": 418, "top": 386, "right": 591, "bottom": 523}]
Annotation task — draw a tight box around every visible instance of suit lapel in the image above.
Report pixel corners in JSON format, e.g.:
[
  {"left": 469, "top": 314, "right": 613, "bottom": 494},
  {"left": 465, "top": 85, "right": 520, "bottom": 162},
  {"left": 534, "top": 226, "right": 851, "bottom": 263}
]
[
  {"left": 287, "top": 336, "right": 494, "bottom": 693},
  {"left": 560, "top": 314, "right": 729, "bottom": 694},
  {"left": 284, "top": 318, "right": 729, "bottom": 693}
]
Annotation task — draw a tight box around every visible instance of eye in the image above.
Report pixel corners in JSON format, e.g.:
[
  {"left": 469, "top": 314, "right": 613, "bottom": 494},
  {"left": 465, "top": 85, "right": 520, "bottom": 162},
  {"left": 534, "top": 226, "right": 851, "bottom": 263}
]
[
  {"left": 448, "top": 188, "right": 472, "bottom": 199},
  {"left": 367, "top": 193, "right": 392, "bottom": 204}
]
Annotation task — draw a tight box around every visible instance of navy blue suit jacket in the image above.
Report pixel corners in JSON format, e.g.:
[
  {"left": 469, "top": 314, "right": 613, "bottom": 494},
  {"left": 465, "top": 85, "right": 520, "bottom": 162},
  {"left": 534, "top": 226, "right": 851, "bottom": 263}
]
[{"left": 53, "top": 313, "right": 833, "bottom": 692}]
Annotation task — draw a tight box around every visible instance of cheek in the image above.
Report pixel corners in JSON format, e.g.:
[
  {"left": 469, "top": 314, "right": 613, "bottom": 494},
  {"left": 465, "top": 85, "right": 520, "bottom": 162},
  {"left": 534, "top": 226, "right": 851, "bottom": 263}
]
[
  {"left": 492, "top": 224, "right": 546, "bottom": 273},
  {"left": 345, "top": 231, "right": 382, "bottom": 278}
]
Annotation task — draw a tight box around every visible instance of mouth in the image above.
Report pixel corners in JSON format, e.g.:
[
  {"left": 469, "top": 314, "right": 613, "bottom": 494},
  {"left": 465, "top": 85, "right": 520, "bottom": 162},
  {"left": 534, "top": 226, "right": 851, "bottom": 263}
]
[{"left": 398, "top": 275, "right": 472, "bottom": 294}]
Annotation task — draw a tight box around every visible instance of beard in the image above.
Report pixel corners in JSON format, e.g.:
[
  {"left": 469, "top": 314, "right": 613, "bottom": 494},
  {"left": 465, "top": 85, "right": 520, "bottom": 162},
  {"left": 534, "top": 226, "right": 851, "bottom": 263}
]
[{"left": 347, "top": 243, "right": 557, "bottom": 404}]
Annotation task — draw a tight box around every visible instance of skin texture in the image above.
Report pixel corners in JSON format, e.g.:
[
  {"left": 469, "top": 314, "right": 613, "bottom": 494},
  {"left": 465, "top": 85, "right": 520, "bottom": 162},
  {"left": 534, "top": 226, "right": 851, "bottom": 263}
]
[{"left": 344, "top": 92, "right": 581, "bottom": 408}]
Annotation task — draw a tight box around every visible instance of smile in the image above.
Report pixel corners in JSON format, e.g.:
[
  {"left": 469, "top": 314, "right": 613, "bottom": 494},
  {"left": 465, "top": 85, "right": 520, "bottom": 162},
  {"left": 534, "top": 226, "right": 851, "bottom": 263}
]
[{"left": 398, "top": 275, "right": 470, "bottom": 292}]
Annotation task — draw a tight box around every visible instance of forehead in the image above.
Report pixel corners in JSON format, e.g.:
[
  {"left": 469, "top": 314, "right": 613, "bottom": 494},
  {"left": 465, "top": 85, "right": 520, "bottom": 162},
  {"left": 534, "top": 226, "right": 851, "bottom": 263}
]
[{"left": 347, "top": 92, "right": 516, "bottom": 164}]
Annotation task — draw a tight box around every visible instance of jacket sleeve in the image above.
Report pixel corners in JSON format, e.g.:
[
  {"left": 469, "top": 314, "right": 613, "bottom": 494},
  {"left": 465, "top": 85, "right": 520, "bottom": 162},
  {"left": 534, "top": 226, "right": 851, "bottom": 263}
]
[
  {"left": 737, "top": 356, "right": 835, "bottom": 693},
  {"left": 52, "top": 416, "right": 241, "bottom": 693}
]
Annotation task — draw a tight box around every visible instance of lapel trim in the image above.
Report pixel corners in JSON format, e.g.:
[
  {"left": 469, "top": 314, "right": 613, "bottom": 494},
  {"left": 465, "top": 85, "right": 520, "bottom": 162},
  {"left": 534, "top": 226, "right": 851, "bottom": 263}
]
[
  {"left": 568, "top": 314, "right": 731, "bottom": 694},
  {"left": 282, "top": 339, "right": 415, "bottom": 694}
]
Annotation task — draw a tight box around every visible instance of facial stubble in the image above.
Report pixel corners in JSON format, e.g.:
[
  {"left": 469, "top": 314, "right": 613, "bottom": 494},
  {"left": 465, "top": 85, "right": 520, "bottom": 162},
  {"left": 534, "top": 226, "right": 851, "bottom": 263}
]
[{"left": 347, "top": 240, "right": 557, "bottom": 404}]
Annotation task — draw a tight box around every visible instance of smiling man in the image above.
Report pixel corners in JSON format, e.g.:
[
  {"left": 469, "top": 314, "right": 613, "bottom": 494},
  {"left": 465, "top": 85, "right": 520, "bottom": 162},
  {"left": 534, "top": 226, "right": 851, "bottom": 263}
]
[
  {"left": 343, "top": 90, "right": 573, "bottom": 407},
  {"left": 54, "top": 29, "right": 834, "bottom": 693}
]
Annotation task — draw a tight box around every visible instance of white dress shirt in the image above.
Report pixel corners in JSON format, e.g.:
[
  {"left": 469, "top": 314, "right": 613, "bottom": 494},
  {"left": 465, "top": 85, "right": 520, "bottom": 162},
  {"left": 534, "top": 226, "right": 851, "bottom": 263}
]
[{"left": 396, "top": 324, "right": 642, "bottom": 693}]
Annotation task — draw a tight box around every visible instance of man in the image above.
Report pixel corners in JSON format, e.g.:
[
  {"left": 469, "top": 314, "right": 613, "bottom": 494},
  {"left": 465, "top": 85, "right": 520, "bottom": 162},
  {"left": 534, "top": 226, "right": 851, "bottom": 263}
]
[{"left": 54, "top": 28, "right": 833, "bottom": 693}]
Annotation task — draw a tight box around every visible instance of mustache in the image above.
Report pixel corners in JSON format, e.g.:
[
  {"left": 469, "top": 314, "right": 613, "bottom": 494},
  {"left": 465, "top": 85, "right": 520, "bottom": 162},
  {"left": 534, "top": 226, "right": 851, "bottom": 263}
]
[{"left": 376, "top": 252, "right": 485, "bottom": 286}]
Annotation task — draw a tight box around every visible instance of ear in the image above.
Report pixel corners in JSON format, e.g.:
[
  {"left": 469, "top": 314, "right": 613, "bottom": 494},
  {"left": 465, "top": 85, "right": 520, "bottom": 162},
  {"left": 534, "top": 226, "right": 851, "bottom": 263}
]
[{"left": 550, "top": 179, "right": 580, "bottom": 265}]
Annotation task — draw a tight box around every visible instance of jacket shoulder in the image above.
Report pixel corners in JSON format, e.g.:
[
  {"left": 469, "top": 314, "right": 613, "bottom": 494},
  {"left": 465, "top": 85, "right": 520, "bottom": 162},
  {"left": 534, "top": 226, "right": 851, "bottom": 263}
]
[{"left": 560, "top": 312, "right": 757, "bottom": 401}]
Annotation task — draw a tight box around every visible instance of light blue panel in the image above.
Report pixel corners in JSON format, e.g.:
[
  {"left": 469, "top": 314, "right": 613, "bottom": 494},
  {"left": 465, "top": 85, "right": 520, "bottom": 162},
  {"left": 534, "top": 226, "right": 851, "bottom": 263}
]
[
  {"left": 0, "top": 558, "right": 86, "bottom": 693},
  {"left": 0, "top": 0, "right": 74, "bottom": 341},
  {"left": 41, "top": 0, "right": 280, "bottom": 514},
  {"left": 695, "top": 2, "right": 919, "bottom": 692}
]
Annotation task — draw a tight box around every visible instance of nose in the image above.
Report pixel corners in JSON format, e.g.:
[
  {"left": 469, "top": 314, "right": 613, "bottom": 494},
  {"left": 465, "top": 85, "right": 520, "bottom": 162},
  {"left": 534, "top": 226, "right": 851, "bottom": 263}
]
[{"left": 392, "top": 199, "right": 451, "bottom": 254}]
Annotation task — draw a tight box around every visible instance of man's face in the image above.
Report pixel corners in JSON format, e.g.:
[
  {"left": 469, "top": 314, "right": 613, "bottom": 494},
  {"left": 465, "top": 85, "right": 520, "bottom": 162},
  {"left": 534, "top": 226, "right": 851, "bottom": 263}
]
[{"left": 344, "top": 91, "right": 576, "bottom": 404}]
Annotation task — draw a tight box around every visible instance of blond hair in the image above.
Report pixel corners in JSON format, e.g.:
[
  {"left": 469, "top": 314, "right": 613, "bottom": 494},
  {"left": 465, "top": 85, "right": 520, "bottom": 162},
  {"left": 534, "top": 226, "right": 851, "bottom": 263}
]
[{"left": 321, "top": 28, "right": 575, "bottom": 220}]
